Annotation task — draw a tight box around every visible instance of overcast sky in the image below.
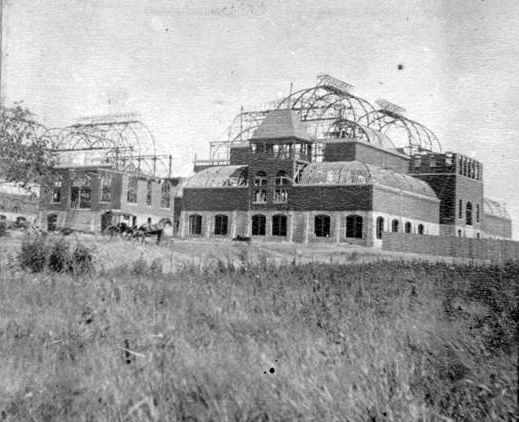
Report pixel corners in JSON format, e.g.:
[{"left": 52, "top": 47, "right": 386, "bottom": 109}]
[{"left": 3, "top": 0, "right": 518, "bottom": 238}]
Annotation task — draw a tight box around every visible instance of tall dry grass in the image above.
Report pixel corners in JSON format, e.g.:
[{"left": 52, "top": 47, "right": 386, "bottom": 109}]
[{"left": 0, "top": 251, "right": 517, "bottom": 421}]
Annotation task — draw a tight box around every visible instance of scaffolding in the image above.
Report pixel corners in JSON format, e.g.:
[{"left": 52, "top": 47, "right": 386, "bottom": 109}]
[
  {"left": 47, "top": 113, "right": 172, "bottom": 177},
  {"left": 201, "top": 74, "right": 442, "bottom": 164}
]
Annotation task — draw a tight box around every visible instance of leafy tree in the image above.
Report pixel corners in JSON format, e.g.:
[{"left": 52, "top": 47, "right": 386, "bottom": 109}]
[{"left": 0, "top": 104, "right": 58, "bottom": 191}]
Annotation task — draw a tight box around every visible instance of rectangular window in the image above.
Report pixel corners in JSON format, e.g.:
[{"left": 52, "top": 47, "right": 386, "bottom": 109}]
[
  {"left": 127, "top": 176, "right": 138, "bottom": 203},
  {"left": 273, "top": 188, "right": 288, "bottom": 203},
  {"left": 214, "top": 215, "right": 228, "bottom": 235},
  {"left": 146, "top": 180, "right": 153, "bottom": 205},
  {"left": 272, "top": 215, "right": 287, "bottom": 236},
  {"left": 100, "top": 175, "right": 111, "bottom": 203},
  {"left": 189, "top": 215, "right": 202, "bottom": 235},
  {"left": 160, "top": 182, "right": 171, "bottom": 208},
  {"left": 51, "top": 181, "right": 62, "bottom": 203},
  {"left": 252, "top": 214, "right": 266, "bottom": 236},
  {"left": 253, "top": 189, "right": 267, "bottom": 204}
]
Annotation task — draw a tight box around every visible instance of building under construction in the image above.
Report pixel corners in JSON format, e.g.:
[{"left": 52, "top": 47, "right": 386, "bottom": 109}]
[
  {"left": 176, "top": 74, "right": 512, "bottom": 245},
  {"left": 38, "top": 114, "right": 181, "bottom": 233}
]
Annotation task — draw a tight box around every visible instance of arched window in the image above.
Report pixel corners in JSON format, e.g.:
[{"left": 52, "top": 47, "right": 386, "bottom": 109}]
[
  {"left": 476, "top": 204, "right": 480, "bottom": 223},
  {"left": 458, "top": 200, "right": 463, "bottom": 219},
  {"left": 391, "top": 219, "right": 399, "bottom": 233},
  {"left": 314, "top": 215, "right": 331, "bottom": 237},
  {"left": 71, "top": 175, "right": 91, "bottom": 209},
  {"left": 346, "top": 215, "right": 363, "bottom": 238},
  {"left": 405, "top": 221, "right": 412, "bottom": 233},
  {"left": 100, "top": 174, "right": 112, "bottom": 203},
  {"left": 274, "top": 171, "right": 289, "bottom": 203},
  {"left": 189, "top": 214, "right": 202, "bottom": 235},
  {"left": 146, "top": 180, "right": 153, "bottom": 205},
  {"left": 376, "top": 217, "right": 384, "bottom": 239},
  {"left": 275, "top": 171, "right": 289, "bottom": 186},
  {"left": 161, "top": 182, "right": 171, "bottom": 208},
  {"left": 254, "top": 171, "right": 267, "bottom": 186},
  {"left": 272, "top": 214, "right": 287, "bottom": 236},
  {"left": 51, "top": 180, "right": 62, "bottom": 203},
  {"left": 418, "top": 224, "right": 424, "bottom": 234},
  {"left": 466, "top": 202, "right": 473, "bottom": 226},
  {"left": 11, "top": 205, "right": 20, "bottom": 213},
  {"left": 214, "top": 215, "right": 228, "bottom": 235},
  {"left": 127, "top": 176, "right": 138, "bottom": 203},
  {"left": 252, "top": 214, "right": 266, "bottom": 236}
]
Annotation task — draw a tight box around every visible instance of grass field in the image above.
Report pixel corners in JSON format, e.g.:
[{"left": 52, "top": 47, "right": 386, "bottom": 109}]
[{"left": 0, "top": 234, "right": 517, "bottom": 421}]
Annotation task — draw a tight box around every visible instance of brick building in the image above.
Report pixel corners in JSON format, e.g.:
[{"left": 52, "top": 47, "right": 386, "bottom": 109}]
[
  {"left": 39, "top": 166, "right": 181, "bottom": 233},
  {"left": 177, "top": 104, "right": 512, "bottom": 244}
]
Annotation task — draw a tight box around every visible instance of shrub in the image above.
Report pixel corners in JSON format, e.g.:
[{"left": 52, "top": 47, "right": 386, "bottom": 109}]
[
  {"left": 18, "top": 235, "right": 47, "bottom": 272},
  {"left": 48, "top": 237, "right": 70, "bottom": 273},
  {"left": 70, "top": 243, "right": 94, "bottom": 275},
  {"left": 17, "top": 236, "right": 94, "bottom": 275}
]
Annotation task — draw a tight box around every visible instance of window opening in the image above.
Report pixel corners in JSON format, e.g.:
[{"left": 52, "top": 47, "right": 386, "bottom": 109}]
[
  {"left": 314, "top": 215, "right": 331, "bottom": 237},
  {"left": 418, "top": 224, "right": 424, "bottom": 234},
  {"left": 146, "top": 180, "right": 153, "bottom": 205},
  {"left": 189, "top": 214, "right": 202, "bottom": 235},
  {"left": 127, "top": 176, "right": 138, "bottom": 203},
  {"left": 161, "top": 181, "right": 171, "bottom": 208},
  {"left": 51, "top": 180, "right": 62, "bottom": 203},
  {"left": 273, "top": 189, "right": 288, "bottom": 203},
  {"left": 214, "top": 215, "right": 228, "bottom": 235},
  {"left": 100, "top": 174, "right": 112, "bottom": 203},
  {"left": 272, "top": 214, "right": 287, "bottom": 236},
  {"left": 376, "top": 217, "right": 384, "bottom": 239},
  {"left": 405, "top": 221, "right": 412, "bottom": 233},
  {"left": 391, "top": 219, "right": 399, "bottom": 233},
  {"left": 253, "top": 189, "right": 267, "bottom": 203},
  {"left": 252, "top": 214, "right": 266, "bottom": 236},
  {"left": 70, "top": 176, "right": 91, "bottom": 209},
  {"left": 466, "top": 202, "right": 473, "bottom": 226},
  {"left": 346, "top": 215, "right": 363, "bottom": 238},
  {"left": 254, "top": 171, "right": 267, "bottom": 186}
]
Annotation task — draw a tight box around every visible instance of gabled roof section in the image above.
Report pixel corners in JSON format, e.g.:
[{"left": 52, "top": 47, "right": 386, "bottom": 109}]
[{"left": 250, "top": 109, "right": 313, "bottom": 142}]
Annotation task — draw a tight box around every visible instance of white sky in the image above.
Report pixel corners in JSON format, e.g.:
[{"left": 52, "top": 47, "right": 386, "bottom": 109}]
[{"left": 3, "top": 0, "right": 519, "bottom": 238}]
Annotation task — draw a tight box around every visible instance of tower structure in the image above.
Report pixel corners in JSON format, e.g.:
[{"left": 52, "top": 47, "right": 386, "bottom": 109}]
[{"left": 409, "top": 152, "right": 484, "bottom": 238}]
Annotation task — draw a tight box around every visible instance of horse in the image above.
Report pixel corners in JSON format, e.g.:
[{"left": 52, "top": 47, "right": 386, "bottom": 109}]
[
  {"left": 104, "top": 221, "right": 133, "bottom": 240},
  {"left": 133, "top": 218, "right": 172, "bottom": 245}
]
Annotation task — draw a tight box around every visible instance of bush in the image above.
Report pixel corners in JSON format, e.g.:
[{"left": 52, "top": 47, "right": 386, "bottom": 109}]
[
  {"left": 17, "top": 236, "right": 94, "bottom": 275},
  {"left": 18, "top": 235, "right": 47, "bottom": 272},
  {"left": 70, "top": 243, "right": 94, "bottom": 275},
  {"left": 48, "top": 237, "right": 70, "bottom": 273}
]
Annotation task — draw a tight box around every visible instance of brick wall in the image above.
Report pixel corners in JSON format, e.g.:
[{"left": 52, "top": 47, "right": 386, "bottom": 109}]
[
  {"left": 382, "top": 232, "right": 519, "bottom": 262},
  {"left": 290, "top": 185, "right": 373, "bottom": 211},
  {"left": 182, "top": 187, "right": 249, "bottom": 211},
  {"left": 372, "top": 186, "right": 439, "bottom": 222},
  {"left": 323, "top": 140, "right": 410, "bottom": 173},
  {"left": 229, "top": 146, "right": 251, "bottom": 165}
]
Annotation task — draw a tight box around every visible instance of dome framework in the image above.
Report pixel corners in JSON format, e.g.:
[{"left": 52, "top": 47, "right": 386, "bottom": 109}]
[{"left": 205, "top": 74, "right": 442, "bottom": 162}]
